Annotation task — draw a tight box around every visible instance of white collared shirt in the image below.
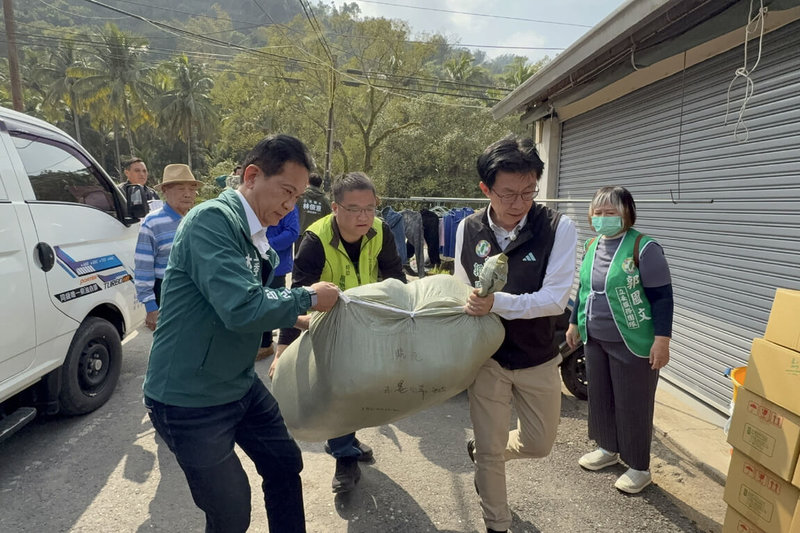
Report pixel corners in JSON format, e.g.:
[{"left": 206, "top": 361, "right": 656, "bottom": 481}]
[
  {"left": 453, "top": 206, "right": 578, "bottom": 320},
  {"left": 487, "top": 209, "right": 527, "bottom": 252},
  {"left": 235, "top": 190, "right": 271, "bottom": 258}
]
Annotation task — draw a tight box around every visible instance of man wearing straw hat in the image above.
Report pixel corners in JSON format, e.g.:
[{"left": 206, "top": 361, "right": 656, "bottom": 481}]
[{"left": 134, "top": 164, "right": 199, "bottom": 331}]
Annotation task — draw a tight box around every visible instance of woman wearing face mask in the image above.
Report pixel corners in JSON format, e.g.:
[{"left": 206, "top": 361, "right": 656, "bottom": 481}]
[{"left": 565, "top": 185, "right": 673, "bottom": 494}]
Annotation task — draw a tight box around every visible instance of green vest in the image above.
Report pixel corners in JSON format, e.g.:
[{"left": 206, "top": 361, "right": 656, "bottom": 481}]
[
  {"left": 577, "top": 229, "right": 655, "bottom": 357},
  {"left": 306, "top": 215, "right": 383, "bottom": 290}
]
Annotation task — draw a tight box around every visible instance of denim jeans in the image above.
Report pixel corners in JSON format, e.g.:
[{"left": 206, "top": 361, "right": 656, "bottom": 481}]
[
  {"left": 327, "top": 432, "right": 361, "bottom": 459},
  {"left": 144, "top": 376, "right": 305, "bottom": 533}
]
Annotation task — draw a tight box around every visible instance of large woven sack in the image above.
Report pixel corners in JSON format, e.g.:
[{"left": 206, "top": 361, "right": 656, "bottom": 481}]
[{"left": 272, "top": 273, "right": 506, "bottom": 442}]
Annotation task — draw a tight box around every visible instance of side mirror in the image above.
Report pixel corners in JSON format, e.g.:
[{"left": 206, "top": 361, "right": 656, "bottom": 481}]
[{"left": 126, "top": 184, "right": 150, "bottom": 220}]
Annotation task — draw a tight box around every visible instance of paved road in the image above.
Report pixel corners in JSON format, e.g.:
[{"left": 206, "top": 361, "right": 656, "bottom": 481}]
[{"left": 0, "top": 328, "right": 724, "bottom": 532}]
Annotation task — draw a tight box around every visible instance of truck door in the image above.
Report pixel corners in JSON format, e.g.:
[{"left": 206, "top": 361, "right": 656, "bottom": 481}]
[
  {"left": 9, "top": 132, "right": 142, "bottom": 344},
  {"left": 0, "top": 139, "right": 37, "bottom": 381}
]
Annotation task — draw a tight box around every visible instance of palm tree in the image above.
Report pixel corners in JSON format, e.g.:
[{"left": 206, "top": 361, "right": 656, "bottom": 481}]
[
  {"left": 502, "top": 56, "right": 547, "bottom": 88},
  {"left": 157, "top": 55, "right": 217, "bottom": 168},
  {"left": 35, "top": 39, "right": 86, "bottom": 144},
  {"left": 69, "top": 23, "right": 154, "bottom": 167}
]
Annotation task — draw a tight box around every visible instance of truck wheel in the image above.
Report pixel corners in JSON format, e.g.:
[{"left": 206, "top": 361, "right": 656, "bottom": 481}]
[
  {"left": 59, "top": 317, "right": 122, "bottom": 415},
  {"left": 560, "top": 346, "right": 588, "bottom": 401}
]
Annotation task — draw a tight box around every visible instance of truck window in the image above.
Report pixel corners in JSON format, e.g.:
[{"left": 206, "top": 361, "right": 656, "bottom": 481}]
[{"left": 12, "top": 134, "right": 115, "bottom": 213}]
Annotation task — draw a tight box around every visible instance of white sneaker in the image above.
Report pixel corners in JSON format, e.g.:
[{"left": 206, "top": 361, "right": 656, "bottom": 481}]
[
  {"left": 614, "top": 468, "right": 652, "bottom": 494},
  {"left": 578, "top": 449, "right": 620, "bottom": 471}
]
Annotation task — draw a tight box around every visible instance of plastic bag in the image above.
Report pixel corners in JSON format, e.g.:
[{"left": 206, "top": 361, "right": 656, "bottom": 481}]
[{"left": 272, "top": 272, "right": 506, "bottom": 442}]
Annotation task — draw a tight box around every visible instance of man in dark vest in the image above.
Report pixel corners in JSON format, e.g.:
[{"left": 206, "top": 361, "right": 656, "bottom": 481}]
[
  {"left": 455, "top": 135, "right": 577, "bottom": 533},
  {"left": 295, "top": 172, "right": 332, "bottom": 248}
]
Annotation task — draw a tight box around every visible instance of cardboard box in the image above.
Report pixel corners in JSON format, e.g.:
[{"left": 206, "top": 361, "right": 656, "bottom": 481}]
[
  {"left": 724, "top": 449, "right": 799, "bottom": 533},
  {"left": 727, "top": 387, "right": 800, "bottom": 480},
  {"left": 723, "top": 506, "right": 766, "bottom": 533},
  {"left": 746, "top": 338, "right": 800, "bottom": 415},
  {"left": 765, "top": 289, "right": 800, "bottom": 352},
  {"left": 792, "top": 502, "right": 800, "bottom": 533},
  {"left": 794, "top": 456, "right": 800, "bottom": 489}
]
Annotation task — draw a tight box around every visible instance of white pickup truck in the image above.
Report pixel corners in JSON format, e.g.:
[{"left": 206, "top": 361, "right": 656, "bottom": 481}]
[{"left": 0, "top": 106, "right": 148, "bottom": 441}]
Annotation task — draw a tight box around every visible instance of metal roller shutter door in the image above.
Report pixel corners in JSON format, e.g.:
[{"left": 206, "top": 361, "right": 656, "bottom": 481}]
[{"left": 556, "top": 21, "right": 800, "bottom": 412}]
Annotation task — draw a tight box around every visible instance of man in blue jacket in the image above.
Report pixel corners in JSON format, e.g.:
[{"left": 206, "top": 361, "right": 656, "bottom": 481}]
[{"left": 143, "top": 135, "right": 339, "bottom": 533}]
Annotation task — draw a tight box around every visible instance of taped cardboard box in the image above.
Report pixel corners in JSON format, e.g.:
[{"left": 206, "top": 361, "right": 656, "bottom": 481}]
[
  {"left": 745, "top": 338, "right": 800, "bottom": 415},
  {"left": 765, "top": 289, "right": 800, "bottom": 352},
  {"left": 724, "top": 449, "right": 799, "bottom": 533},
  {"left": 727, "top": 387, "right": 800, "bottom": 481},
  {"left": 792, "top": 501, "right": 800, "bottom": 533},
  {"left": 723, "top": 506, "right": 765, "bottom": 533},
  {"left": 795, "top": 456, "right": 800, "bottom": 490}
]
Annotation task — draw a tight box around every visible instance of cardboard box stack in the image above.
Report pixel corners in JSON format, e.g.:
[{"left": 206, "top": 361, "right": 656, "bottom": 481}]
[{"left": 723, "top": 289, "right": 800, "bottom": 533}]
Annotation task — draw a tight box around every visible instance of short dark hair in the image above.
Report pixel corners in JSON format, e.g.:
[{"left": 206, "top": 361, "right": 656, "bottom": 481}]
[
  {"left": 232, "top": 165, "right": 242, "bottom": 174},
  {"left": 308, "top": 172, "right": 323, "bottom": 188},
  {"left": 476, "top": 135, "right": 544, "bottom": 189},
  {"left": 332, "top": 172, "right": 377, "bottom": 203},
  {"left": 589, "top": 186, "right": 637, "bottom": 229},
  {"left": 242, "top": 135, "right": 314, "bottom": 178},
  {"left": 122, "top": 157, "right": 144, "bottom": 170}
]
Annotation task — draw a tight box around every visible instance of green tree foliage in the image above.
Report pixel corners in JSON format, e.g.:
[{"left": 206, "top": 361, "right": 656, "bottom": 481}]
[
  {"left": 4, "top": 2, "right": 549, "bottom": 197},
  {"left": 69, "top": 23, "right": 155, "bottom": 168},
  {"left": 373, "top": 96, "right": 523, "bottom": 198},
  {"left": 34, "top": 39, "right": 86, "bottom": 143},
  {"left": 502, "top": 56, "right": 549, "bottom": 88},
  {"left": 157, "top": 55, "right": 217, "bottom": 168}
]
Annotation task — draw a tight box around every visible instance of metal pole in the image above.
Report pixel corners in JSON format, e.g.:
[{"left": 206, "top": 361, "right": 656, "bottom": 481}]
[
  {"left": 323, "top": 56, "right": 337, "bottom": 191},
  {"left": 3, "top": 0, "right": 24, "bottom": 111}
]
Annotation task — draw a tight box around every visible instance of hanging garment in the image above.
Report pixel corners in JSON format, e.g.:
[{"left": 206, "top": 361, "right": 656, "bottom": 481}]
[
  {"left": 401, "top": 209, "right": 425, "bottom": 277},
  {"left": 420, "top": 209, "right": 441, "bottom": 266},
  {"left": 380, "top": 206, "right": 407, "bottom": 263}
]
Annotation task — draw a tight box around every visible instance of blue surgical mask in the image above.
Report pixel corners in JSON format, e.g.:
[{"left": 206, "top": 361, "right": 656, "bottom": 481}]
[{"left": 591, "top": 216, "right": 623, "bottom": 236}]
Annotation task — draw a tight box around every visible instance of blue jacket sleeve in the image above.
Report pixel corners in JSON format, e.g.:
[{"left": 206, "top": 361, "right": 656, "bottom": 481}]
[{"left": 267, "top": 207, "right": 300, "bottom": 252}]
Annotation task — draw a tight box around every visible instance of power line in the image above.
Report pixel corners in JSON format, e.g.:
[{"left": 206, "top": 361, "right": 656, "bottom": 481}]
[
  {"left": 33, "top": 0, "right": 126, "bottom": 20},
  {"left": 74, "top": 0, "right": 326, "bottom": 69},
  {"left": 296, "top": 0, "right": 335, "bottom": 62},
  {"left": 6, "top": 33, "right": 506, "bottom": 100},
  {"left": 346, "top": 68, "right": 512, "bottom": 92},
  {"left": 354, "top": 0, "right": 594, "bottom": 28}
]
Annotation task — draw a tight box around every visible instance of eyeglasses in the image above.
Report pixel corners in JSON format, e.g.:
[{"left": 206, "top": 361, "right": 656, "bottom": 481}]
[
  {"left": 490, "top": 187, "right": 539, "bottom": 205},
  {"left": 338, "top": 205, "right": 376, "bottom": 216}
]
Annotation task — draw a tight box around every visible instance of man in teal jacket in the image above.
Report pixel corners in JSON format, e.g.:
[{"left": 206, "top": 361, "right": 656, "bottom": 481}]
[{"left": 143, "top": 135, "right": 339, "bottom": 533}]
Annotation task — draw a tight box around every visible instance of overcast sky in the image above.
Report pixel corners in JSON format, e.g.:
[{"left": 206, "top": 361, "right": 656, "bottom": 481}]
[{"left": 334, "top": 0, "right": 626, "bottom": 62}]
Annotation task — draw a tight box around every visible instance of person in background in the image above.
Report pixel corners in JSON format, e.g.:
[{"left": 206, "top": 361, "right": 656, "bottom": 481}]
[
  {"left": 134, "top": 164, "right": 200, "bottom": 330},
  {"left": 455, "top": 135, "right": 577, "bottom": 533},
  {"left": 142, "top": 135, "right": 339, "bottom": 533},
  {"left": 256, "top": 205, "right": 300, "bottom": 361},
  {"left": 273, "top": 172, "right": 406, "bottom": 494},
  {"left": 295, "top": 172, "right": 331, "bottom": 248},
  {"left": 120, "top": 156, "right": 160, "bottom": 202},
  {"left": 566, "top": 185, "right": 673, "bottom": 494}
]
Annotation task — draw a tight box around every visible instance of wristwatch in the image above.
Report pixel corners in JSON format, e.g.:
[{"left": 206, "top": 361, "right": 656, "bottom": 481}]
[{"left": 306, "top": 287, "right": 318, "bottom": 308}]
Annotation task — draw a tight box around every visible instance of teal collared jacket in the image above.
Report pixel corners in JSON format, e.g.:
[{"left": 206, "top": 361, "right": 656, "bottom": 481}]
[{"left": 143, "top": 189, "right": 312, "bottom": 407}]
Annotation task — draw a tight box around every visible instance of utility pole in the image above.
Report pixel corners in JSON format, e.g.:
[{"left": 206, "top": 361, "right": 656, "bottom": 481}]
[
  {"left": 3, "top": 0, "right": 24, "bottom": 111},
  {"left": 323, "top": 55, "right": 337, "bottom": 192}
]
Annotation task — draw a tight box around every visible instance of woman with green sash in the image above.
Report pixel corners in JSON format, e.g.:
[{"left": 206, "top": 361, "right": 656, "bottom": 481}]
[{"left": 566, "top": 186, "right": 673, "bottom": 494}]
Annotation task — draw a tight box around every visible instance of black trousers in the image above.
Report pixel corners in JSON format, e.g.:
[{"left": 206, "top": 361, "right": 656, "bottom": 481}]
[
  {"left": 154, "top": 278, "right": 163, "bottom": 307},
  {"left": 584, "top": 337, "right": 659, "bottom": 470}
]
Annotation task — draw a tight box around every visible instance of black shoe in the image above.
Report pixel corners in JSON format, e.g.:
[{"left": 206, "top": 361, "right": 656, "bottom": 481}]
[
  {"left": 324, "top": 439, "right": 374, "bottom": 462},
  {"left": 487, "top": 529, "right": 508, "bottom": 533},
  {"left": 467, "top": 438, "right": 476, "bottom": 463},
  {"left": 332, "top": 458, "right": 361, "bottom": 493}
]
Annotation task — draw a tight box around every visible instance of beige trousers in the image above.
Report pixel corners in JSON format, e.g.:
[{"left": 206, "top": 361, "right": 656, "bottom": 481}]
[{"left": 468, "top": 356, "right": 562, "bottom": 531}]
